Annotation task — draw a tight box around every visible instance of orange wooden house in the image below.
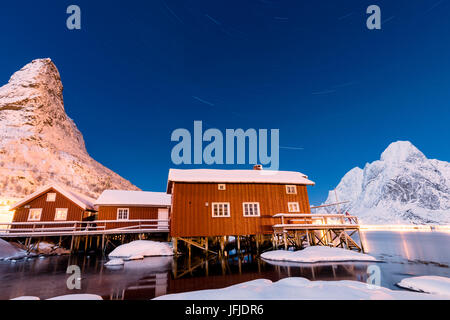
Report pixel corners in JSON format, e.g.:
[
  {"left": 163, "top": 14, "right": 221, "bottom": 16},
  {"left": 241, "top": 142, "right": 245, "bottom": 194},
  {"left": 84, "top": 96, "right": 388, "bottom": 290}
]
[
  {"left": 167, "top": 166, "right": 315, "bottom": 239},
  {"left": 95, "top": 190, "right": 172, "bottom": 231},
  {"left": 10, "top": 184, "right": 97, "bottom": 229}
]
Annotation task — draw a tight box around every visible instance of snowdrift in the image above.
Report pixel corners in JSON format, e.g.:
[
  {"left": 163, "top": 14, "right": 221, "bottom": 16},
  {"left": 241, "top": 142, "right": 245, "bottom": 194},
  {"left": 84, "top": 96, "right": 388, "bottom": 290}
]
[
  {"left": 261, "top": 247, "right": 377, "bottom": 264},
  {"left": 155, "top": 277, "right": 440, "bottom": 300},
  {"left": 397, "top": 276, "right": 450, "bottom": 297}
]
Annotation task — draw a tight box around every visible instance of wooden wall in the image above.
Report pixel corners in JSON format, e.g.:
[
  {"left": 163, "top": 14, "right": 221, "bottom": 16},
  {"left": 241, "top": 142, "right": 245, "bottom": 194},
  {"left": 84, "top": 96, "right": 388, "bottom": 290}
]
[
  {"left": 97, "top": 206, "right": 168, "bottom": 230},
  {"left": 170, "top": 183, "right": 311, "bottom": 237},
  {"left": 12, "top": 188, "right": 85, "bottom": 229}
]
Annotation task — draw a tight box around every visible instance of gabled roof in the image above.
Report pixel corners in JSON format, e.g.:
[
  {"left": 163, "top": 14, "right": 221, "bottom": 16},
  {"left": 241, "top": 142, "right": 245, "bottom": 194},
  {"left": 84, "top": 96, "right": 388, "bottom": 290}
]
[
  {"left": 95, "top": 190, "right": 172, "bottom": 207},
  {"left": 10, "top": 184, "right": 96, "bottom": 211},
  {"left": 167, "top": 168, "right": 315, "bottom": 192}
]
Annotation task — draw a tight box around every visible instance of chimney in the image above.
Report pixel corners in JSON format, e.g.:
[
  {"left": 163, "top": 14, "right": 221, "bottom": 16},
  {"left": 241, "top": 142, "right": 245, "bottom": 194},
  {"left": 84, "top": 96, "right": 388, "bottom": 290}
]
[{"left": 253, "top": 165, "right": 263, "bottom": 170}]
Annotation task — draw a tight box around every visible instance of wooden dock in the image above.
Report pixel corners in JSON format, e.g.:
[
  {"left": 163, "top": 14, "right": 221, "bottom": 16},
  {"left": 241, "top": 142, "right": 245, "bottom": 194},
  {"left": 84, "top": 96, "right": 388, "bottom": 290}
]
[
  {"left": 0, "top": 219, "right": 169, "bottom": 253},
  {"left": 272, "top": 213, "right": 365, "bottom": 252}
]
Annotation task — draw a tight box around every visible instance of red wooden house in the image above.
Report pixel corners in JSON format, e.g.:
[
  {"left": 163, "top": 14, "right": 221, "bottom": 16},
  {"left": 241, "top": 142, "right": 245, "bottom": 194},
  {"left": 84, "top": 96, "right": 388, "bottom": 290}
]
[
  {"left": 10, "top": 184, "right": 96, "bottom": 229},
  {"left": 95, "top": 190, "right": 172, "bottom": 231},
  {"left": 167, "top": 166, "right": 315, "bottom": 239}
]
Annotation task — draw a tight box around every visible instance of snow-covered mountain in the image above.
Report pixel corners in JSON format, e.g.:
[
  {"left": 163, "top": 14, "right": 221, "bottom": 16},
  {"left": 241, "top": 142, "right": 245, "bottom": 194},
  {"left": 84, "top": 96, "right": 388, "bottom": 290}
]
[
  {"left": 0, "top": 58, "right": 139, "bottom": 198},
  {"left": 322, "top": 141, "right": 450, "bottom": 225}
]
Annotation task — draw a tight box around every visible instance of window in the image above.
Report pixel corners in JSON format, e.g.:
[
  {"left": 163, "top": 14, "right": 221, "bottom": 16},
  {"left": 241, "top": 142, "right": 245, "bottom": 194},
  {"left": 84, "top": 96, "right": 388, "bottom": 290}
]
[
  {"left": 243, "top": 202, "right": 260, "bottom": 217},
  {"left": 46, "top": 193, "right": 56, "bottom": 202},
  {"left": 212, "top": 203, "right": 230, "bottom": 217},
  {"left": 286, "top": 185, "right": 297, "bottom": 194},
  {"left": 54, "top": 208, "right": 68, "bottom": 221},
  {"left": 28, "top": 208, "right": 42, "bottom": 221},
  {"left": 117, "top": 208, "right": 129, "bottom": 220},
  {"left": 218, "top": 184, "right": 226, "bottom": 191},
  {"left": 288, "top": 202, "right": 300, "bottom": 213}
]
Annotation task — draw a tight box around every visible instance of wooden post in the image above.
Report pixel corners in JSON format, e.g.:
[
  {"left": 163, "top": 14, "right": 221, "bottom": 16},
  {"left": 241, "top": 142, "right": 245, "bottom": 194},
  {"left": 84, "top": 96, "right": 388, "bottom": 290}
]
[
  {"left": 70, "top": 236, "right": 74, "bottom": 253},
  {"left": 237, "top": 236, "right": 241, "bottom": 253},
  {"left": 172, "top": 237, "right": 178, "bottom": 255},
  {"left": 283, "top": 231, "right": 288, "bottom": 250},
  {"left": 204, "top": 237, "right": 208, "bottom": 255},
  {"left": 256, "top": 234, "right": 260, "bottom": 252}
]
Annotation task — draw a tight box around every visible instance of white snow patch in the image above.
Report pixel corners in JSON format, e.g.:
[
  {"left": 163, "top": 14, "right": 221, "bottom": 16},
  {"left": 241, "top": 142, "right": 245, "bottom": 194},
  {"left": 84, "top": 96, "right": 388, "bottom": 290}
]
[
  {"left": 95, "top": 190, "right": 171, "bottom": 207},
  {"left": 155, "top": 277, "right": 440, "bottom": 300},
  {"left": 10, "top": 296, "right": 40, "bottom": 300},
  {"left": 108, "top": 240, "right": 173, "bottom": 259},
  {"left": 261, "top": 247, "right": 377, "bottom": 263},
  {"left": 47, "top": 294, "right": 103, "bottom": 300},
  {"left": 397, "top": 276, "right": 450, "bottom": 297}
]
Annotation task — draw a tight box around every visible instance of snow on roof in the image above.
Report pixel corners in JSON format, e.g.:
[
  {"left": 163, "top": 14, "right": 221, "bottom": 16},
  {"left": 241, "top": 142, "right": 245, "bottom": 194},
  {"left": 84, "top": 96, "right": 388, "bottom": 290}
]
[
  {"left": 10, "top": 184, "right": 96, "bottom": 211},
  {"left": 167, "top": 169, "right": 315, "bottom": 188},
  {"left": 95, "top": 190, "right": 171, "bottom": 207}
]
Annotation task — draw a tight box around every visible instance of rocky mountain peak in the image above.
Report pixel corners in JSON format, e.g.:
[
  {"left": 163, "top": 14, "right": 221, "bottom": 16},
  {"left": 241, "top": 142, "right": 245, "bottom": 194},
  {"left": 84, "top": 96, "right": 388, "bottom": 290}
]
[
  {"left": 0, "top": 59, "right": 139, "bottom": 198},
  {"left": 380, "top": 141, "right": 426, "bottom": 164}
]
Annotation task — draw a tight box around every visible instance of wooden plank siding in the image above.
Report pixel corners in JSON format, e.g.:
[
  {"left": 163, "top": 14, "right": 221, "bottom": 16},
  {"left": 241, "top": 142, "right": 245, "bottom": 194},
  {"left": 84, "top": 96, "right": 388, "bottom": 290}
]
[
  {"left": 97, "top": 206, "right": 168, "bottom": 230},
  {"left": 11, "top": 188, "right": 86, "bottom": 229},
  {"left": 170, "top": 182, "right": 311, "bottom": 237}
]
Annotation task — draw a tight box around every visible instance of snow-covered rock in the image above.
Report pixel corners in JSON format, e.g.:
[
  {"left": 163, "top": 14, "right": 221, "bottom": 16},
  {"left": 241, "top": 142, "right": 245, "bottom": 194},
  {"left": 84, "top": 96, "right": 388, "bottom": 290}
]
[
  {"left": 105, "top": 258, "right": 125, "bottom": 266},
  {"left": 109, "top": 240, "right": 173, "bottom": 259},
  {"left": 0, "top": 58, "right": 139, "bottom": 198},
  {"left": 261, "top": 247, "right": 377, "bottom": 263},
  {"left": 0, "top": 238, "right": 26, "bottom": 260},
  {"left": 397, "top": 276, "right": 450, "bottom": 296},
  {"left": 322, "top": 141, "right": 450, "bottom": 225},
  {"left": 155, "top": 277, "right": 441, "bottom": 300}
]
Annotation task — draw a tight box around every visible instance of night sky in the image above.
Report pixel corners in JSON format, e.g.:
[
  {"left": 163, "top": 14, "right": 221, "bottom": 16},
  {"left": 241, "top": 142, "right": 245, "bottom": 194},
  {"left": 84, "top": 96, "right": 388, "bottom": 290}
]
[{"left": 1, "top": 0, "right": 449, "bottom": 204}]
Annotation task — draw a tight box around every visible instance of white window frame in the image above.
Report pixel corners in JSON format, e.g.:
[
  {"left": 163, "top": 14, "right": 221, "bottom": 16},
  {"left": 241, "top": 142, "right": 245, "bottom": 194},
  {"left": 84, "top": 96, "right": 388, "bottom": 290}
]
[
  {"left": 218, "top": 184, "right": 226, "bottom": 191},
  {"left": 286, "top": 185, "right": 297, "bottom": 194},
  {"left": 28, "top": 208, "right": 42, "bottom": 221},
  {"left": 288, "top": 202, "right": 300, "bottom": 213},
  {"left": 46, "top": 193, "right": 56, "bottom": 202},
  {"left": 117, "top": 208, "right": 130, "bottom": 221},
  {"left": 212, "top": 202, "right": 230, "bottom": 218},
  {"left": 243, "top": 202, "right": 260, "bottom": 217},
  {"left": 54, "top": 208, "right": 68, "bottom": 221}
]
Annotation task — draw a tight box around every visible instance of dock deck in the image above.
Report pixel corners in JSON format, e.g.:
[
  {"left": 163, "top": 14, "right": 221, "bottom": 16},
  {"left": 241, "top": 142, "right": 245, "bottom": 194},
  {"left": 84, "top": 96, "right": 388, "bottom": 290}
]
[{"left": 272, "top": 213, "right": 365, "bottom": 252}]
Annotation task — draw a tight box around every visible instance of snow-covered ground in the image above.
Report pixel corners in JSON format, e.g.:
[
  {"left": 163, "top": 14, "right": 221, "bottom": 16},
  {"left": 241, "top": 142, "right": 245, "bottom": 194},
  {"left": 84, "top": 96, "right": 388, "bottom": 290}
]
[
  {"left": 0, "top": 238, "right": 26, "bottom": 260},
  {"left": 108, "top": 240, "right": 173, "bottom": 260},
  {"left": 397, "top": 276, "right": 450, "bottom": 297},
  {"left": 155, "top": 277, "right": 441, "bottom": 300},
  {"left": 261, "top": 247, "right": 377, "bottom": 264}
]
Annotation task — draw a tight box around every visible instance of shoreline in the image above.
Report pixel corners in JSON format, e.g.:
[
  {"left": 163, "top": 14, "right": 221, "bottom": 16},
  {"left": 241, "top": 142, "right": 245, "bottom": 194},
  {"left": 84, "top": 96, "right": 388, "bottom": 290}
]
[{"left": 360, "top": 225, "right": 450, "bottom": 232}]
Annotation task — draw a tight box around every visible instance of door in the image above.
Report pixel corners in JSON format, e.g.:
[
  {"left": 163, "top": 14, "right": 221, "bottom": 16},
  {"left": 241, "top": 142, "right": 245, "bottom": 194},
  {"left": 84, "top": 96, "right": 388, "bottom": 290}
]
[{"left": 158, "top": 208, "right": 169, "bottom": 230}]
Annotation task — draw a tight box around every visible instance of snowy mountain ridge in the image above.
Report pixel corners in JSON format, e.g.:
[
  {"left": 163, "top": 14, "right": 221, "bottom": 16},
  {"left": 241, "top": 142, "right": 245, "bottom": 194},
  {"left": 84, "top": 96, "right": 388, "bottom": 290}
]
[
  {"left": 322, "top": 141, "right": 450, "bottom": 225},
  {"left": 0, "top": 58, "right": 139, "bottom": 198}
]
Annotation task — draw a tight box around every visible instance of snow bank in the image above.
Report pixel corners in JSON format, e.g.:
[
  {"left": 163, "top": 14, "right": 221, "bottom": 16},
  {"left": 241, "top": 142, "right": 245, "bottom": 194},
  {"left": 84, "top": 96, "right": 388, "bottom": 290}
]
[
  {"left": 108, "top": 240, "right": 173, "bottom": 259},
  {"left": 397, "top": 276, "right": 450, "bottom": 297},
  {"left": 0, "top": 238, "right": 26, "bottom": 260},
  {"left": 261, "top": 247, "right": 377, "bottom": 264},
  {"left": 155, "top": 277, "right": 440, "bottom": 300},
  {"left": 10, "top": 296, "right": 40, "bottom": 300},
  {"left": 47, "top": 294, "right": 103, "bottom": 300}
]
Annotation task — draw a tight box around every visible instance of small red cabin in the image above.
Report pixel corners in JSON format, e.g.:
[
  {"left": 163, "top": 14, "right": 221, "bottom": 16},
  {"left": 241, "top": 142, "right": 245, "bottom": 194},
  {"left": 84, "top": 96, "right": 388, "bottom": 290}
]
[
  {"left": 95, "top": 190, "right": 172, "bottom": 231},
  {"left": 167, "top": 167, "right": 315, "bottom": 238},
  {"left": 10, "top": 184, "right": 96, "bottom": 229}
]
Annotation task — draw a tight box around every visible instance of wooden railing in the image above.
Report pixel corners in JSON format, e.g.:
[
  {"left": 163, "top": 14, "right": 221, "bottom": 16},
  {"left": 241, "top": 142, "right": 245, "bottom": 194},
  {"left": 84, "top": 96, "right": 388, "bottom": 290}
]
[
  {"left": 272, "top": 213, "right": 360, "bottom": 229},
  {"left": 0, "top": 219, "right": 170, "bottom": 237}
]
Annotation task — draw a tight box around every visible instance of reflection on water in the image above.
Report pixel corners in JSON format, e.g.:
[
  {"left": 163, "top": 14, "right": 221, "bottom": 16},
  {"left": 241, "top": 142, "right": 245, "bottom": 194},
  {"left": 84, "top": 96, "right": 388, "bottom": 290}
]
[{"left": 0, "top": 231, "right": 448, "bottom": 300}]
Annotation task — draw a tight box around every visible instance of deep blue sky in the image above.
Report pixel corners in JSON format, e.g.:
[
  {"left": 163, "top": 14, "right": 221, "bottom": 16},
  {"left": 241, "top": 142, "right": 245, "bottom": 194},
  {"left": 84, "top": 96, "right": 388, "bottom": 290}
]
[{"left": 1, "top": 1, "right": 449, "bottom": 204}]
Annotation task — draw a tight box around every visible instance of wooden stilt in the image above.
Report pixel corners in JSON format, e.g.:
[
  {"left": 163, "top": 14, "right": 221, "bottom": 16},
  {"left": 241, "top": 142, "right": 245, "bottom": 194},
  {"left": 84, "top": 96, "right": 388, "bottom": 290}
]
[{"left": 172, "top": 237, "right": 178, "bottom": 255}]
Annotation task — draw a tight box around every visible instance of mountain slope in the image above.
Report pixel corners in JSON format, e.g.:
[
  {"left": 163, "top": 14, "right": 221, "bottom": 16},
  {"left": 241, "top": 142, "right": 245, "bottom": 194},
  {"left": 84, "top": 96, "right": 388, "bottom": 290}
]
[
  {"left": 322, "top": 141, "right": 450, "bottom": 225},
  {"left": 0, "top": 58, "right": 139, "bottom": 198}
]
